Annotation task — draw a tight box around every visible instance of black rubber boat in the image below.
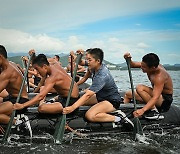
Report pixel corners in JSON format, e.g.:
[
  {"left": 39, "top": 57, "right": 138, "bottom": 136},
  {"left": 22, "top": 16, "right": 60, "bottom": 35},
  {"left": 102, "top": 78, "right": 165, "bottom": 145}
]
[
  {"left": 1, "top": 90, "right": 180, "bottom": 138},
  {"left": 18, "top": 102, "right": 180, "bottom": 137}
]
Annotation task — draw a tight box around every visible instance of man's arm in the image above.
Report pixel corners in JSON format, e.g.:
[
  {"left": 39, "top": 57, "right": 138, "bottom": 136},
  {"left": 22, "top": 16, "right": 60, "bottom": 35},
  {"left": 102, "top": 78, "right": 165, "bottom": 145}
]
[
  {"left": 71, "top": 49, "right": 87, "bottom": 66},
  {"left": 77, "top": 70, "right": 91, "bottom": 86},
  {"left": 14, "top": 78, "right": 55, "bottom": 109},
  {"left": 134, "top": 77, "right": 164, "bottom": 117},
  {"left": 63, "top": 89, "right": 95, "bottom": 114},
  {"left": 33, "top": 76, "right": 45, "bottom": 93},
  {"left": 77, "top": 65, "right": 86, "bottom": 72},
  {"left": 124, "top": 52, "right": 141, "bottom": 68},
  {"left": 143, "top": 78, "right": 164, "bottom": 112}
]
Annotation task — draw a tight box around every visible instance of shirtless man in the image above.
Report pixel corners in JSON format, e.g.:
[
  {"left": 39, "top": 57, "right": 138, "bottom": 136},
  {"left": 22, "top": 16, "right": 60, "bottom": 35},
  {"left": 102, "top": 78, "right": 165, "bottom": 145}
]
[
  {"left": 14, "top": 54, "right": 79, "bottom": 114},
  {"left": 53, "top": 55, "right": 62, "bottom": 66},
  {"left": 66, "top": 54, "right": 86, "bottom": 73},
  {"left": 0, "top": 45, "right": 28, "bottom": 124},
  {"left": 63, "top": 48, "right": 133, "bottom": 127},
  {"left": 124, "top": 52, "right": 173, "bottom": 119}
]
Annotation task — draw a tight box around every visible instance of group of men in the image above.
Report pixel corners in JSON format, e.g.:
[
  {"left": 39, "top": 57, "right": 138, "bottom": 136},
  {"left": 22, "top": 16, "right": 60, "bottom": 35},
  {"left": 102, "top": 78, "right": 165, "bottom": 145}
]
[{"left": 0, "top": 45, "right": 173, "bottom": 130}]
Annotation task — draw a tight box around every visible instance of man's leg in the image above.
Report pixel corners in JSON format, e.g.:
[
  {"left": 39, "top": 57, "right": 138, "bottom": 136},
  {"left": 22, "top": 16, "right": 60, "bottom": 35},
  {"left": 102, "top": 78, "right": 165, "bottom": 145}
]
[
  {"left": 85, "top": 101, "right": 116, "bottom": 122},
  {"left": 136, "top": 84, "right": 163, "bottom": 108},
  {"left": 123, "top": 90, "right": 144, "bottom": 103},
  {"left": 38, "top": 102, "right": 63, "bottom": 114},
  {"left": 0, "top": 101, "right": 13, "bottom": 124},
  {"left": 85, "top": 101, "right": 134, "bottom": 127},
  {"left": 83, "top": 94, "right": 98, "bottom": 106}
]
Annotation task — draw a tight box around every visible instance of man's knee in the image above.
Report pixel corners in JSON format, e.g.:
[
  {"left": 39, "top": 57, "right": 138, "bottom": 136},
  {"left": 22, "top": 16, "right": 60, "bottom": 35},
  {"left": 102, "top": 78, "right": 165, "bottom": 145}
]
[
  {"left": 85, "top": 111, "right": 95, "bottom": 122},
  {"left": 136, "top": 84, "right": 145, "bottom": 93},
  {"left": 4, "top": 101, "right": 13, "bottom": 110},
  {"left": 124, "top": 90, "right": 132, "bottom": 98},
  {"left": 38, "top": 104, "right": 46, "bottom": 113}
]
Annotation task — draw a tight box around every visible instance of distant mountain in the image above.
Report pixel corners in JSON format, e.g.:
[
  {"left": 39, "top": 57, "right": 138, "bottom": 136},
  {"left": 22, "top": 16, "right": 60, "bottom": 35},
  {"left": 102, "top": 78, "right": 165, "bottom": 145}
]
[
  {"left": 8, "top": 52, "right": 28, "bottom": 57},
  {"left": 8, "top": 55, "right": 69, "bottom": 68},
  {"left": 8, "top": 52, "right": 68, "bottom": 58},
  {"left": 116, "top": 62, "right": 127, "bottom": 68}
]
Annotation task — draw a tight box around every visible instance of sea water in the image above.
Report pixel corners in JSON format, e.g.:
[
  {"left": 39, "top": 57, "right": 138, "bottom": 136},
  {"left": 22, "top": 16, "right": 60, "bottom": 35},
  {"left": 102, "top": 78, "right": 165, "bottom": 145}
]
[{"left": 0, "top": 70, "right": 180, "bottom": 154}]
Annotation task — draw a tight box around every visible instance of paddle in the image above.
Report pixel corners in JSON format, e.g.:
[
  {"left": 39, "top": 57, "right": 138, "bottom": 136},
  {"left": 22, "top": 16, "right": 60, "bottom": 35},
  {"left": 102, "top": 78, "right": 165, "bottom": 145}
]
[
  {"left": 21, "top": 56, "right": 30, "bottom": 93},
  {"left": 54, "top": 53, "right": 82, "bottom": 143},
  {"left": 2, "top": 53, "right": 35, "bottom": 143},
  {"left": 70, "top": 54, "right": 73, "bottom": 78},
  {"left": 125, "top": 57, "right": 144, "bottom": 140}
]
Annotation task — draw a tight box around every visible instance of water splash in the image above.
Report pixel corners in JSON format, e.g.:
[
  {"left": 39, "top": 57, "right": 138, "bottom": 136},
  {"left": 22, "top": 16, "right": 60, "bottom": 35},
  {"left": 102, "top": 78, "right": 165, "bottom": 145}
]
[{"left": 136, "top": 133, "right": 150, "bottom": 144}]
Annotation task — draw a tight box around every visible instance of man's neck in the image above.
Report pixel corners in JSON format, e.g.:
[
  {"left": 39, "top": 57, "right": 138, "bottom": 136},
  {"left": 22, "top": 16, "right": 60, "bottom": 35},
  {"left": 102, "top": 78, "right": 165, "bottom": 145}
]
[
  {"left": 94, "top": 64, "right": 101, "bottom": 72},
  {"left": 1, "top": 59, "right": 9, "bottom": 70},
  {"left": 148, "top": 66, "right": 160, "bottom": 75},
  {"left": 47, "top": 65, "right": 51, "bottom": 75}
]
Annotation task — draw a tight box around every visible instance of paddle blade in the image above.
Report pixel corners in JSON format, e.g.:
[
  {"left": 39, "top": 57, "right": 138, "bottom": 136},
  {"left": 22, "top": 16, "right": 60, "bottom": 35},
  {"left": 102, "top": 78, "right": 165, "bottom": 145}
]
[
  {"left": 133, "top": 117, "right": 143, "bottom": 139},
  {"left": 53, "top": 114, "right": 66, "bottom": 143},
  {"left": 2, "top": 110, "right": 16, "bottom": 143}
]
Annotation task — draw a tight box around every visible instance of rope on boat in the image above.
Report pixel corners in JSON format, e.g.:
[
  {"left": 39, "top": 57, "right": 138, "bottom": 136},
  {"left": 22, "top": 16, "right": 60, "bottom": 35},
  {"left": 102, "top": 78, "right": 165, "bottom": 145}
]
[{"left": 65, "top": 124, "right": 87, "bottom": 138}]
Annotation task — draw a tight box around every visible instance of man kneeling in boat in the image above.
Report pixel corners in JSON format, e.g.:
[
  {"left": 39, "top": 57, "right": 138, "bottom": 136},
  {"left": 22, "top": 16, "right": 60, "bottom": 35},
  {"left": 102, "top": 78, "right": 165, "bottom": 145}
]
[
  {"left": 63, "top": 48, "right": 134, "bottom": 127},
  {"left": 123, "top": 52, "right": 173, "bottom": 120},
  {"left": 0, "top": 45, "right": 29, "bottom": 127},
  {"left": 14, "top": 53, "right": 79, "bottom": 114}
]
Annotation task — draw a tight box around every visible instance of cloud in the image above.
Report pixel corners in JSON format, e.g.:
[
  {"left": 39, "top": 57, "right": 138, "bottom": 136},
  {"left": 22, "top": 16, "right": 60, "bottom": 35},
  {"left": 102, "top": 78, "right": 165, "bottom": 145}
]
[
  {"left": 137, "top": 42, "right": 150, "bottom": 48},
  {"left": 0, "top": 27, "right": 179, "bottom": 64},
  {"left": 0, "top": 28, "right": 65, "bottom": 53}
]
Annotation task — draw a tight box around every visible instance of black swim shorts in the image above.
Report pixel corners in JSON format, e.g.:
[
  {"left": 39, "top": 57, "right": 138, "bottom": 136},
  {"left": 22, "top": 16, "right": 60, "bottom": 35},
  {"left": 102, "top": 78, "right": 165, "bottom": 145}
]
[
  {"left": 58, "top": 95, "right": 79, "bottom": 108},
  {"left": 97, "top": 97, "right": 121, "bottom": 110},
  {"left": 157, "top": 93, "right": 173, "bottom": 112}
]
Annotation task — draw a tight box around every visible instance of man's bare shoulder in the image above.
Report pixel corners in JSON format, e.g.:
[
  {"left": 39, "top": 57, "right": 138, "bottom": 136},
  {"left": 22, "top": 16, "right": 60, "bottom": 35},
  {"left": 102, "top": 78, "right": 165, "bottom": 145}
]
[
  {"left": 48, "top": 65, "right": 69, "bottom": 80},
  {"left": 0, "top": 63, "right": 14, "bottom": 76}
]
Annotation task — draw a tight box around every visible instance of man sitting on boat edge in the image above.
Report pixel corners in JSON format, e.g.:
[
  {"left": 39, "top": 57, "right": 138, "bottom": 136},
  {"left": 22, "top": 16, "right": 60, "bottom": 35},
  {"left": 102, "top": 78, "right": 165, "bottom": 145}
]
[
  {"left": 123, "top": 52, "right": 173, "bottom": 120},
  {"left": 63, "top": 48, "right": 134, "bottom": 127},
  {"left": 14, "top": 53, "right": 79, "bottom": 115},
  {"left": 0, "top": 45, "right": 29, "bottom": 127}
]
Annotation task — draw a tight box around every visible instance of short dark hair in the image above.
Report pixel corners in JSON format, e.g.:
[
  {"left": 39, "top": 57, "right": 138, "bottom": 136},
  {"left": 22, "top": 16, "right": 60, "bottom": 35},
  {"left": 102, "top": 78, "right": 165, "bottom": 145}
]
[
  {"left": 88, "top": 48, "right": 104, "bottom": 64},
  {"left": 142, "top": 53, "right": 160, "bottom": 68},
  {"left": 85, "top": 48, "right": 92, "bottom": 53},
  {"left": 0, "top": 45, "right": 7, "bottom": 59},
  {"left": 32, "top": 54, "right": 49, "bottom": 67},
  {"left": 55, "top": 55, "right": 60, "bottom": 61}
]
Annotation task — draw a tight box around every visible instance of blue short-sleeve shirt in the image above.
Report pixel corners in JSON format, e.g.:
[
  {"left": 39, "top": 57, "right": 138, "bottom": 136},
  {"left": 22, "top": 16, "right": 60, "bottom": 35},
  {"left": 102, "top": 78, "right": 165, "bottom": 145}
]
[{"left": 89, "top": 64, "right": 121, "bottom": 102}]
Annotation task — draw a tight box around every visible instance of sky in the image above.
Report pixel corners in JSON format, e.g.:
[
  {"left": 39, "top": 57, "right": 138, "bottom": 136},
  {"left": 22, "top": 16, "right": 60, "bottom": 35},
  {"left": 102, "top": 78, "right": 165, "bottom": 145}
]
[{"left": 0, "top": 0, "right": 180, "bottom": 64}]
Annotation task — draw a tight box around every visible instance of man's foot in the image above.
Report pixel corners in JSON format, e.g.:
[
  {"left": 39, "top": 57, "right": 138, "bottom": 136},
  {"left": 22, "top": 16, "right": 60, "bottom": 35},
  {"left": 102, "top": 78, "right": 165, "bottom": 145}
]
[
  {"left": 113, "top": 110, "right": 134, "bottom": 128},
  {"left": 144, "top": 110, "right": 164, "bottom": 120}
]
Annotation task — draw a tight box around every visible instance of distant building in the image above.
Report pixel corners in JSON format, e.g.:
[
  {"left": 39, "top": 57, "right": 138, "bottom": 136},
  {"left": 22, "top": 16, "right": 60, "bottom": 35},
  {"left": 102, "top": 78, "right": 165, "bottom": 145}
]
[{"left": 106, "top": 64, "right": 116, "bottom": 69}]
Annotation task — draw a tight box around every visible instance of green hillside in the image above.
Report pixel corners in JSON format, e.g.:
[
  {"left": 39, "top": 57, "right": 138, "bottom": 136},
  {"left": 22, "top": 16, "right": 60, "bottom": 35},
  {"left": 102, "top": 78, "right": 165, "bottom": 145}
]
[
  {"left": 8, "top": 56, "right": 24, "bottom": 67},
  {"left": 8, "top": 55, "right": 70, "bottom": 68}
]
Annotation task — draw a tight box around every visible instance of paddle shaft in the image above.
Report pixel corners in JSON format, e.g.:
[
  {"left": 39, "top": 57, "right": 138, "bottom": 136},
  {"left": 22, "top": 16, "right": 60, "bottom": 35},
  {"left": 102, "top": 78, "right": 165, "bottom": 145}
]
[
  {"left": 54, "top": 53, "right": 82, "bottom": 143},
  {"left": 70, "top": 55, "right": 73, "bottom": 77},
  {"left": 125, "top": 58, "right": 137, "bottom": 110},
  {"left": 65, "top": 54, "right": 82, "bottom": 107},
  {"left": 22, "top": 58, "right": 30, "bottom": 93},
  {"left": 125, "top": 57, "right": 143, "bottom": 138},
  {"left": 2, "top": 53, "right": 34, "bottom": 143}
]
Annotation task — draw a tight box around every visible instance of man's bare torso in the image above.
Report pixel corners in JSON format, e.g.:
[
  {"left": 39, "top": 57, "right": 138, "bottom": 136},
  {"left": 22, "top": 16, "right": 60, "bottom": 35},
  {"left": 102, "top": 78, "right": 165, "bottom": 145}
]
[
  {"left": 2, "top": 62, "right": 28, "bottom": 98},
  {"left": 148, "top": 65, "right": 173, "bottom": 94},
  {"left": 46, "top": 63, "right": 79, "bottom": 98}
]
